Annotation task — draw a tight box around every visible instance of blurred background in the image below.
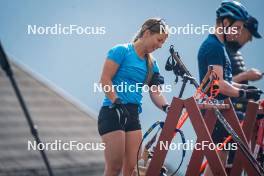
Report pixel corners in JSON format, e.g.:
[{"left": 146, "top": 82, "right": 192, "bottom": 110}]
[{"left": 0, "top": 0, "right": 263, "bottom": 175}]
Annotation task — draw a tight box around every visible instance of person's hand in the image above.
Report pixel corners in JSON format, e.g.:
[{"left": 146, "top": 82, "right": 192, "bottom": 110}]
[
  {"left": 239, "top": 89, "right": 263, "bottom": 101},
  {"left": 245, "top": 68, "right": 263, "bottom": 81},
  {"left": 111, "top": 98, "right": 129, "bottom": 128}
]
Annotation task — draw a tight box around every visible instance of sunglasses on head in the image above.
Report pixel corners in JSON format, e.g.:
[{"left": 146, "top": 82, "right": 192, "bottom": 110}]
[{"left": 146, "top": 18, "right": 166, "bottom": 31}]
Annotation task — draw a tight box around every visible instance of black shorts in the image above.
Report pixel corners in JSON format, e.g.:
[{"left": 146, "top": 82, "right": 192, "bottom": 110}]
[{"left": 97, "top": 103, "right": 141, "bottom": 136}]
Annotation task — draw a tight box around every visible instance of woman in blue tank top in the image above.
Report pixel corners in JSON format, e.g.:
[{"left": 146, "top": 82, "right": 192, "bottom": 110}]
[{"left": 98, "top": 18, "right": 170, "bottom": 176}]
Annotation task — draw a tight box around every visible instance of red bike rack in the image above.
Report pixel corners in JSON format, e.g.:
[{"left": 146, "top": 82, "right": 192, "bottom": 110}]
[{"left": 145, "top": 97, "right": 260, "bottom": 176}]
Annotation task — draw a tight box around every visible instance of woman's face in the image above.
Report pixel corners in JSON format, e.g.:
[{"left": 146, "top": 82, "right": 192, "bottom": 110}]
[{"left": 143, "top": 31, "right": 168, "bottom": 53}]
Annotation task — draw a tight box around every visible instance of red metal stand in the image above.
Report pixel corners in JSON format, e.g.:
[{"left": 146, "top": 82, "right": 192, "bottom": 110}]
[
  {"left": 229, "top": 101, "right": 259, "bottom": 175},
  {"left": 145, "top": 97, "right": 259, "bottom": 176}
]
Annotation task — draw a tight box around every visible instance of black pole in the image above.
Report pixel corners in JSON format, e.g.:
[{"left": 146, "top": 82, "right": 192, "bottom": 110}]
[
  {"left": 0, "top": 42, "right": 54, "bottom": 176},
  {"left": 178, "top": 75, "right": 198, "bottom": 98},
  {"left": 178, "top": 76, "right": 188, "bottom": 98}
]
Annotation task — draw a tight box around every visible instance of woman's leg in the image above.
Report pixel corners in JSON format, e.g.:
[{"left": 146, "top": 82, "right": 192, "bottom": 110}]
[
  {"left": 122, "top": 130, "right": 142, "bottom": 176},
  {"left": 102, "top": 130, "right": 125, "bottom": 176}
]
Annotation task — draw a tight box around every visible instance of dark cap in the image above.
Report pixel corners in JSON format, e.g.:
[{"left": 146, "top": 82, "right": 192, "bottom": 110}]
[{"left": 244, "top": 16, "right": 262, "bottom": 38}]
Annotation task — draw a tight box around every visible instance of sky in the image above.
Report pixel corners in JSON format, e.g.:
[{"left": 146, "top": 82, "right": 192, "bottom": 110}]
[{"left": 1, "top": 0, "right": 264, "bottom": 174}]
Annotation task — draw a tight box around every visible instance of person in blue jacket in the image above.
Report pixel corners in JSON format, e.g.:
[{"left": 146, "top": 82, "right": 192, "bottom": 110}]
[
  {"left": 197, "top": 1, "right": 262, "bottom": 175},
  {"left": 98, "top": 18, "right": 170, "bottom": 176}
]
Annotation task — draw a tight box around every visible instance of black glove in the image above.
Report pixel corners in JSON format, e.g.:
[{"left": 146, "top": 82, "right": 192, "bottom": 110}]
[
  {"left": 247, "top": 85, "right": 259, "bottom": 90},
  {"left": 241, "top": 84, "right": 259, "bottom": 90},
  {"left": 111, "top": 98, "right": 129, "bottom": 128},
  {"left": 239, "top": 89, "right": 263, "bottom": 101},
  {"left": 162, "top": 104, "right": 170, "bottom": 113},
  {"left": 148, "top": 72, "right": 164, "bottom": 86}
]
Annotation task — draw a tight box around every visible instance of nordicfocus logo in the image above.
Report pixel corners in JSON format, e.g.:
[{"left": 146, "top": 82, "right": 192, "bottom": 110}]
[
  {"left": 159, "top": 140, "right": 238, "bottom": 151},
  {"left": 161, "top": 24, "right": 239, "bottom": 35},
  {"left": 27, "top": 140, "right": 105, "bottom": 151},
  {"left": 94, "top": 82, "right": 172, "bottom": 94},
  {"left": 27, "top": 24, "right": 106, "bottom": 35}
]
